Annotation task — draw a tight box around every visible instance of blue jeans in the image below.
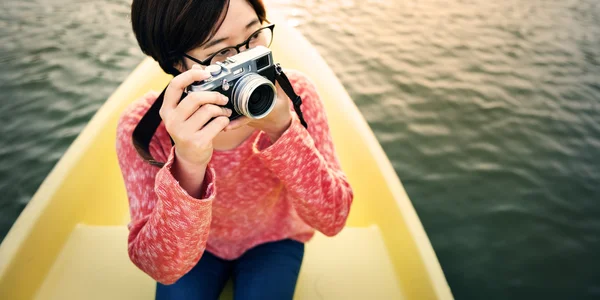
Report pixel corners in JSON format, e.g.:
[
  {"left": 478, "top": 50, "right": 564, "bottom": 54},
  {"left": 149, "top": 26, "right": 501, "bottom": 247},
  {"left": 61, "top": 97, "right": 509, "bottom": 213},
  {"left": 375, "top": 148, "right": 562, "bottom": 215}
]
[{"left": 155, "top": 239, "right": 304, "bottom": 300}]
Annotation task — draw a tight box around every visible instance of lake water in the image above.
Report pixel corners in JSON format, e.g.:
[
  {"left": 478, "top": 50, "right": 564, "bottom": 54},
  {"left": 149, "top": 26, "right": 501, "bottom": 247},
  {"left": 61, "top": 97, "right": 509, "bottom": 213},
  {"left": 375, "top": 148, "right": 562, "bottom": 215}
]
[{"left": 1, "top": 0, "right": 599, "bottom": 299}]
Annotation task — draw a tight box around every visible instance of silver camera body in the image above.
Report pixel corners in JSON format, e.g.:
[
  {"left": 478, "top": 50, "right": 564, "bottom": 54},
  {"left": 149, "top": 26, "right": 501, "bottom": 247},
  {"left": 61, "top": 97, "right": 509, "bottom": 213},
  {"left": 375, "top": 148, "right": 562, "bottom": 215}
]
[{"left": 189, "top": 46, "right": 279, "bottom": 120}]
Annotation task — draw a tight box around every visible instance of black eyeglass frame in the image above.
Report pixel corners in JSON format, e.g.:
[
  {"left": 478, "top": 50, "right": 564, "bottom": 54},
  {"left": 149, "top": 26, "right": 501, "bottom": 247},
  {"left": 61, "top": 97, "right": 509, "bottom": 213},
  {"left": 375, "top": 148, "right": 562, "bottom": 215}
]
[{"left": 183, "top": 23, "right": 275, "bottom": 66}]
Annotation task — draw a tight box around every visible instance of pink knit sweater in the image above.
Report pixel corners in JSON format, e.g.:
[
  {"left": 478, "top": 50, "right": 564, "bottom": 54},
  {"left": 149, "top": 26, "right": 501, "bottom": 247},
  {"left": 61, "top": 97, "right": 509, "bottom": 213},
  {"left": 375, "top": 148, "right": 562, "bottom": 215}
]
[{"left": 115, "top": 70, "right": 353, "bottom": 284}]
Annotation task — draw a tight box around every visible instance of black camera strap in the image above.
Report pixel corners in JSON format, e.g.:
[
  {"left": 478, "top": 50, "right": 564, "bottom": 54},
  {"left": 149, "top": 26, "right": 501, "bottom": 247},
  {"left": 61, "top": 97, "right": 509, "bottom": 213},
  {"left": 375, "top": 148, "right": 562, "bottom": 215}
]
[
  {"left": 275, "top": 66, "right": 308, "bottom": 129},
  {"left": 132, "top": 69, "right": 307, "bottom": 167}
]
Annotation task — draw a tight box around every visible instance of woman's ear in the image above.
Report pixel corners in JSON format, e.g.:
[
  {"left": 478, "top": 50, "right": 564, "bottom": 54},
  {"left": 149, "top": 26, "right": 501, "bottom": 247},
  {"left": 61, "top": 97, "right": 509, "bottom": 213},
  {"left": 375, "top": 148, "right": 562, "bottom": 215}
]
[
  {"left": 172, "top": 56, "right": 192, "bottom": 73},
  {"left": 173, "top": 60, "right": 186, "bottom": 73}
]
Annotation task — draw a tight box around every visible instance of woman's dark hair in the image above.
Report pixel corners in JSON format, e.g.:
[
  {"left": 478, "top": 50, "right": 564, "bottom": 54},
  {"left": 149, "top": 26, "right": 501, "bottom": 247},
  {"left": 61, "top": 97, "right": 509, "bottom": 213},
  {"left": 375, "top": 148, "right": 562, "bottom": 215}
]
[{"left": 131, "top": 0, "right": 267, "bottom": 76}]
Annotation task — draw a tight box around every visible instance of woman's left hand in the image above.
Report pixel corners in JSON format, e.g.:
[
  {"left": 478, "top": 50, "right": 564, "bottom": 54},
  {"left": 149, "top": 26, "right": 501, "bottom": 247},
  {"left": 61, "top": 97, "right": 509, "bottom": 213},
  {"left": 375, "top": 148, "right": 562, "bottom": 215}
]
[{"left": 224, "top": 81, "right": 293, "bottom": 141}]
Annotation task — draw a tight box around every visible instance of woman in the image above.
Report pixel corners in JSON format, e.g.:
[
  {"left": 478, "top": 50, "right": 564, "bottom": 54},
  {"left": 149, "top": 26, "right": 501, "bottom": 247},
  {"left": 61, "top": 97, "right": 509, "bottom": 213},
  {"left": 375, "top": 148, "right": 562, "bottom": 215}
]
[{"left": 116, "top": 0, "right": 354, "bottom": 299}]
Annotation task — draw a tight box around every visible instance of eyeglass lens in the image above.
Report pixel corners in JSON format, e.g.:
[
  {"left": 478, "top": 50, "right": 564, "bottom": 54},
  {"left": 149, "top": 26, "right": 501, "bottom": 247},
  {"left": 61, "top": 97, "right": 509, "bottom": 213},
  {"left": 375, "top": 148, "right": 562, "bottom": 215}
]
[{"left": 209, "top": 26, "right": 273, "bottom": 64}]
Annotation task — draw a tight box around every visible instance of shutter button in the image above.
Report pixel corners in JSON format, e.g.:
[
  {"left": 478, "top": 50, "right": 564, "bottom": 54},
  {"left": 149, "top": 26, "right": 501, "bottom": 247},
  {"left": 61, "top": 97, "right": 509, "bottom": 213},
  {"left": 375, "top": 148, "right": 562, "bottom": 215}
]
[{"left": 206, "top": 64, "right": 222, "bottom": 76}]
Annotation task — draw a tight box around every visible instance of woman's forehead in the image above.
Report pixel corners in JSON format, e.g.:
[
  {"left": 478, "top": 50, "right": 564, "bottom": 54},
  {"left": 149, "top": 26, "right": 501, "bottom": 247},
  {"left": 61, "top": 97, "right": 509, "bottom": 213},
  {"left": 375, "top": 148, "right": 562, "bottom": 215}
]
[
  {"left": 185, "top": 0, "right": 261, "bottom": 60},
  {"left": 211, "top": 0, "right": 258, "bottom": 43}
]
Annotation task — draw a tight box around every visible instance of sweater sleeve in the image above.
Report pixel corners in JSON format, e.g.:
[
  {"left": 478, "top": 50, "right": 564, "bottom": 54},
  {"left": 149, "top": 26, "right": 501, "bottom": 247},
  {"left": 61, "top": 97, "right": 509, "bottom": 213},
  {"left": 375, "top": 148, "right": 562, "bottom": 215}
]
[
  {"left": 254, "top": 72, "right": 354, "bottom": 236},
  {"left": 115, "top": 92, "right": 216, "bottom": 285}
]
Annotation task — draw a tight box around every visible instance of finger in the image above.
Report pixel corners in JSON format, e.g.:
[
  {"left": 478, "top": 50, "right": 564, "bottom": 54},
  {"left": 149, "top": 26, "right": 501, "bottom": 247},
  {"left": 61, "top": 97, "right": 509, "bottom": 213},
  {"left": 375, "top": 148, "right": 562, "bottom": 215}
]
[
  {"left": 195, "top": 116, "right": 230, "bottom": 142},
  {"left": 185, "top": 104, "right": 232, "bottom": 132},
  {"left": 161, "top": 68, "right": 212, "bottom": 115},
  {"left": 191, "top": 64, "right": 204, "bottom": 70},
  {"left": 174, "top": 91, "right": 229, "bottom": 123},
  {"left": 225, "top": 116, "right": 251, "bottom": 131}
]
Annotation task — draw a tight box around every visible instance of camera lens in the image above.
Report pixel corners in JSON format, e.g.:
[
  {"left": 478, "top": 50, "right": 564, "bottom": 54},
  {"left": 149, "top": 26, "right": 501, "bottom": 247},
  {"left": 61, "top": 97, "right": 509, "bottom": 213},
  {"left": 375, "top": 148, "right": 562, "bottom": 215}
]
[
  {"left": 248, "top": 85, "right": 275, "bottom": 116},
  {"left": 232, "top": 74, "right": 276, "bottom": 119}
]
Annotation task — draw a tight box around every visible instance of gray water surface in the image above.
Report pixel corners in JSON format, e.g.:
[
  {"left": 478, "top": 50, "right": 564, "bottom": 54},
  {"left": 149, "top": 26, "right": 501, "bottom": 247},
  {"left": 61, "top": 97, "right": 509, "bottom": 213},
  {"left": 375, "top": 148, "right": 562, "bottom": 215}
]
[{"left": 1, "top": 0, "right": 599, "bottom": 299}]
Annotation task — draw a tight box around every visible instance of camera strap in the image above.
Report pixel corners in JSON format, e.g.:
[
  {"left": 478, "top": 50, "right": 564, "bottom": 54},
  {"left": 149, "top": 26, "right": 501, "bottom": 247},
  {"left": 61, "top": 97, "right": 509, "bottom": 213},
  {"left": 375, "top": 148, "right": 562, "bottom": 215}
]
[
  {"left": 275, "top": 65, "right": 308, "bottom": 129},
  {"left": 132, "top": 69, "right": 307, "bottom": 168}
]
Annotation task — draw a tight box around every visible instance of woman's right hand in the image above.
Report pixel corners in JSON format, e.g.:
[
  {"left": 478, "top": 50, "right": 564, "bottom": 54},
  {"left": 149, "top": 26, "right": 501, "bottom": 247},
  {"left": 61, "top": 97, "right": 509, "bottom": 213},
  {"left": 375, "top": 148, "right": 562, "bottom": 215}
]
[{"left": 160, "top": 65, "right": 232, "bottom": 168}]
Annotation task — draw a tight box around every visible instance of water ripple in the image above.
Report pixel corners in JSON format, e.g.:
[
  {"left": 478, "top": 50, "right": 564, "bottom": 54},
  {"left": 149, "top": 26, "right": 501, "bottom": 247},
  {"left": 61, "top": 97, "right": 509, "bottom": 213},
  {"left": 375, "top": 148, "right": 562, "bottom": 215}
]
[
  {"left": 269, "top": 0, "right": 600, "bottom": 298},
  {"left": 0, "top": 0, "right": 144, "bottom": 241},
  {"left": 0, "top": 0, "right": 599, "bottom": 299}
]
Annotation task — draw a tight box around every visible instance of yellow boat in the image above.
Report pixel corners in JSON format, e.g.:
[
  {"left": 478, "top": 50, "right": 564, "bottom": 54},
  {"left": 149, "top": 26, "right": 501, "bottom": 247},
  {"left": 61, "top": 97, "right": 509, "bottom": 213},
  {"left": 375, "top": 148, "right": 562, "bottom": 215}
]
[{"left": 0, "top": 18, "right": 453, "bottom": 300}]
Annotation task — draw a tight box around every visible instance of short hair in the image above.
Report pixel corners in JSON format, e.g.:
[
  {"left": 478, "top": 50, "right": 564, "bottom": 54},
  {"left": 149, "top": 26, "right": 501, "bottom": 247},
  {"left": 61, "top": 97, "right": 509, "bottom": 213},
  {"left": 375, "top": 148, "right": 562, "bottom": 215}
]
[{"left": 131, "top": 0, "right": 267, "bottom": 75}]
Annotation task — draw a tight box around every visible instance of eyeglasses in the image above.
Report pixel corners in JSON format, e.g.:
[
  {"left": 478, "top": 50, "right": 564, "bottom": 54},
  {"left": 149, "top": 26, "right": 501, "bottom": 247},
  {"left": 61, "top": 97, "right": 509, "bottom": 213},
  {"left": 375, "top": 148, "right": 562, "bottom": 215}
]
[{"left": 184, "top": 23, "right": 275, "bottom": 66}]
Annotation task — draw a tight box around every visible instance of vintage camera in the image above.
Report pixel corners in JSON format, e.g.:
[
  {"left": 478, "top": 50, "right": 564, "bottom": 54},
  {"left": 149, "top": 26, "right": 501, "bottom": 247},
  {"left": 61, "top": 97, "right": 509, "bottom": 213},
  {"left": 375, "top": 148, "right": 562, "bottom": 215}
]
[{"left": 188, "top": 46, "right": 278, "bottom": 120}]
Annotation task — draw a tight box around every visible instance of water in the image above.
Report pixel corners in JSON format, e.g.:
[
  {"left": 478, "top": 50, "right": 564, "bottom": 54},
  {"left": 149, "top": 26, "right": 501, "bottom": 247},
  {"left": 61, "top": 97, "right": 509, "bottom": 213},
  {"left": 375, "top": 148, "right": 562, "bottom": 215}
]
[{"left": 1, "top": 0, "right": 599, "bottom": 298}]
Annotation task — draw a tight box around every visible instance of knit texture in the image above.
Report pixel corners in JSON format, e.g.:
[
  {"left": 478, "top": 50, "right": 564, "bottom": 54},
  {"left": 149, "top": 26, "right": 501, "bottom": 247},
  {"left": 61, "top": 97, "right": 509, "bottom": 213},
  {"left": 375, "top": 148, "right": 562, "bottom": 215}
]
[{"left": 116, "top": 70, "right": 353, "bottom": 284}]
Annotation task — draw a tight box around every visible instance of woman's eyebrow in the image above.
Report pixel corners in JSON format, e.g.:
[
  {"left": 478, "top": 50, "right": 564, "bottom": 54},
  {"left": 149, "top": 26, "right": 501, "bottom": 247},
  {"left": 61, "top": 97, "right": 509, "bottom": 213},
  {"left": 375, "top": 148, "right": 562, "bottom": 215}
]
[
  {"left": 203, "top": 37, "right": 228, "bottom": 50},
  {"left": 245, "top": 19, "right": 260, "bottom": 29},
  {"left": 203, "top": 19, "right": 261, "bottom": 50}
]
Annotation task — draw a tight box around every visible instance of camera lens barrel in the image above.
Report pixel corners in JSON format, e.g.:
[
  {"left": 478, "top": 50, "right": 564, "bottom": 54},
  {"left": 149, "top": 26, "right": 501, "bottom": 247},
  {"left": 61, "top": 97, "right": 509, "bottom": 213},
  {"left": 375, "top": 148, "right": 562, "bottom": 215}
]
[{"left": 232, "top": 74, "right": 276, "bottom": 119}]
